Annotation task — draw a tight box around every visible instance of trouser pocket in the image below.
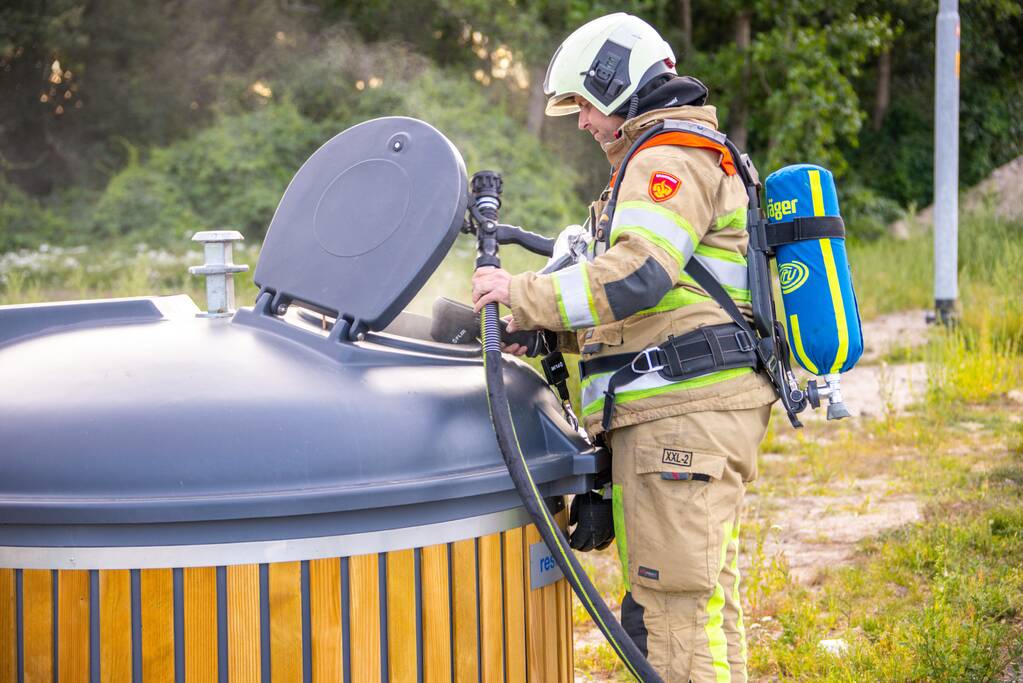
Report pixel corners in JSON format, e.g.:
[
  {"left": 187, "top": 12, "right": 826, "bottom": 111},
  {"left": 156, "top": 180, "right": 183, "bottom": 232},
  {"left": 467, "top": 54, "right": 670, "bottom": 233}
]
[{"left": 630, "top": 446, "right": 726, "bottom": 593}]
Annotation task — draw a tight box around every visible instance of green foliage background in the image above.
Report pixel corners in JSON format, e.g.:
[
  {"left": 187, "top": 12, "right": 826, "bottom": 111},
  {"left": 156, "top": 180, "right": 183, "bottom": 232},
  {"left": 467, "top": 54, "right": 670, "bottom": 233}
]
[{"left": 1, "top": 0, "right": 1021, "bottom": 252}]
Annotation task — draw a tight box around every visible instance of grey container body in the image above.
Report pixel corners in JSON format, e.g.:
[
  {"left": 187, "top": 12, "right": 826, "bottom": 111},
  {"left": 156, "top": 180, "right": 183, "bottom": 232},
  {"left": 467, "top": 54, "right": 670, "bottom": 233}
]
[{"left": 0, "top": 295, "right": 599, "bottom": 567}]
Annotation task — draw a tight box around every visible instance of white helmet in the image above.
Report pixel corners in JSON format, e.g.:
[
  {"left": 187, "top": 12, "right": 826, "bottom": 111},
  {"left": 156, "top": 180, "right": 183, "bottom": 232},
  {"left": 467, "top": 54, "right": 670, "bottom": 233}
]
[{"left": 543, "top": 13, "right": 677, "bottom": 117}]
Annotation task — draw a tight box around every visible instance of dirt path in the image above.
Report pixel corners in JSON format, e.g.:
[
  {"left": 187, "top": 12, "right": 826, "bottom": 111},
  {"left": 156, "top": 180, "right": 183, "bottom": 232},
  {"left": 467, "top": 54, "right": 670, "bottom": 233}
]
[{"left": 750, "top": 310, "right": 932, "bottom": 582}]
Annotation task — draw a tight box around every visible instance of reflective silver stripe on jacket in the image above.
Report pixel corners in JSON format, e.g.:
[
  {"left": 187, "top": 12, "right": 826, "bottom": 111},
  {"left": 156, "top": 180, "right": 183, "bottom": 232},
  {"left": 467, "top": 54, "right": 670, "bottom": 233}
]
[
  {"left": 611, "top": 205, "right": 697, "bottom": 265},
  {"left": 553, "top": 262, "right": 598, "bottom": 328}
]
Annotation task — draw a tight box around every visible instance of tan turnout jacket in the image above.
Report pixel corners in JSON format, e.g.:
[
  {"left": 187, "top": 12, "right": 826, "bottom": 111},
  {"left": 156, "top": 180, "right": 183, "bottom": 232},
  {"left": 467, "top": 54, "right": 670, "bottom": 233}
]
[{"left": 509, "top": 105, "right": 775, "bottom": 435}]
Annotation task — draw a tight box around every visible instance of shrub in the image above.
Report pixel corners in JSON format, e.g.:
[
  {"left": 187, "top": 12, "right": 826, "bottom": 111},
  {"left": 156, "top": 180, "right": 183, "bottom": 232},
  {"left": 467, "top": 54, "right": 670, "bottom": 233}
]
[
  {"left": 0, "top": 178, "right": 66, "bottom": 252},
  {"left": 90, "top": 164, "right": 201, "bottom": 243}
]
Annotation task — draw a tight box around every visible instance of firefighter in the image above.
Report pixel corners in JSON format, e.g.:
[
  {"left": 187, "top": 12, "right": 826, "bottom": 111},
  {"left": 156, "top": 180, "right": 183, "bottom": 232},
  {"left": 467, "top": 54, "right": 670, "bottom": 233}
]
[{"left": 472, "top": 12, "right": 776, "bottom": 682}]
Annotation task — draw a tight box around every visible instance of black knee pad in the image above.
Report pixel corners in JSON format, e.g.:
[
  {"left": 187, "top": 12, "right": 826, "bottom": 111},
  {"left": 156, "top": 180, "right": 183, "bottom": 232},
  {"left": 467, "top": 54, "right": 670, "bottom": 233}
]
[{"left": 621, "top": 591, "right": 649, "bottom": 657}]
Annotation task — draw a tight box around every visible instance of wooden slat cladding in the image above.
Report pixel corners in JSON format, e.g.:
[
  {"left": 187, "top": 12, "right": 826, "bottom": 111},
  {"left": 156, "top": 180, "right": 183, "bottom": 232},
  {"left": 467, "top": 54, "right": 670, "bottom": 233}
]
[
  {"left": 421, "top": 543, "right": 452, "bottom": 683},
  {"left": 479, "top": 532, "right": 504, "bottom": 683},
  {"left": 348, "top": 553, "right": 381, "bottom": 682},
  {"left": 227, "top": 564, "right": 261, "bottom": 683},
  {"left": 3, "top": 517, "right": 576, "bottom": 683},
  {"left": 386, "top": 548, "right": 417, "bottom": 681},
  {"left": 555, "top": 508, "right": 574, "bottom": 681},
  {"left": 450, "top": 539, "right": 479, "bottom": 682},
  {"left": 522, "top": 524, "right": 546, "bottom": 681},
  {"left": 57, "top": 570, "right": 90, "bottom": 683},
  {"left": 502, "top": 529, "right": 526, "bottom": 683},
  {"left": 269, "top": 561, "right": 303, "bottom": 683},
  {"left": 23, "top": 569, "right": 53, "bottom": 683},
  {"left": 309, "top": 557, "right": 342, "bottom": 682},
  {"left": 0, "top": 569, "right": 15, "bottom": 683},
  {"left": 183, "top": 567, "right": 218, "bottom": 682},
  {"left": 99, "top": 570, "right": 131, "bottom": 683},
  {"left": 140, "top": 568, "right": 175, "bottom": 683}
]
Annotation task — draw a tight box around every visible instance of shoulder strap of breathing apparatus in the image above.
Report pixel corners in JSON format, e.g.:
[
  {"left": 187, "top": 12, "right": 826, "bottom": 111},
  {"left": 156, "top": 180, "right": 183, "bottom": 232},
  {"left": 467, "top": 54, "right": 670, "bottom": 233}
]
[{"left": 595, "top": 119, "right": 810, "bottom": 428}]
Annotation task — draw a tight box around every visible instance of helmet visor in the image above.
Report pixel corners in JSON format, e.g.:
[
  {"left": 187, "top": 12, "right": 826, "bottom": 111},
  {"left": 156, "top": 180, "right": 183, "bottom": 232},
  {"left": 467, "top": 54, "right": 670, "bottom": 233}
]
[{"left": 545, "top": 93, "right": 581, "bottom": 116}]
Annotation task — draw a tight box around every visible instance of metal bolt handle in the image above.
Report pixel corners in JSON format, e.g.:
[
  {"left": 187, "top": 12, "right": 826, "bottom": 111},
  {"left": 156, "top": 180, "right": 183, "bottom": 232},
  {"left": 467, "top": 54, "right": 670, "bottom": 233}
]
[{"left": 188, "top": 230, "right": 249, "bottom": 318}]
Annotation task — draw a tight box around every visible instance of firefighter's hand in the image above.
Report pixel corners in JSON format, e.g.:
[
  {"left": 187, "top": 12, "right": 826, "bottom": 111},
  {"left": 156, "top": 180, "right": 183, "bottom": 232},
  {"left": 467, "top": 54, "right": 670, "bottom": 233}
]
[
  {"left": 471, "top": 267, "right": 512, "bottom": 312},
  {"left": 568, "top": 490, "right": 615, "bottom": 552}
]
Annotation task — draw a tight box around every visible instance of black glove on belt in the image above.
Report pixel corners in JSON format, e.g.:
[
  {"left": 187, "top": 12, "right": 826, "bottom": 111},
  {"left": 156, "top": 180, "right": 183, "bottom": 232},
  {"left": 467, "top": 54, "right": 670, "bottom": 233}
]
[{"left": 568, "top": 490, "right": 615, "bottom": 552}]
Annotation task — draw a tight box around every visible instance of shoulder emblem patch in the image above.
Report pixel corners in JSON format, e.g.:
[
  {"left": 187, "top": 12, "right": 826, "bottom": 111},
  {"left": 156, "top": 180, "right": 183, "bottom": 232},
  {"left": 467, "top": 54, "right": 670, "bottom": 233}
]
[{"left": 648, "top": 171, "right": 681, "bottom": 202}]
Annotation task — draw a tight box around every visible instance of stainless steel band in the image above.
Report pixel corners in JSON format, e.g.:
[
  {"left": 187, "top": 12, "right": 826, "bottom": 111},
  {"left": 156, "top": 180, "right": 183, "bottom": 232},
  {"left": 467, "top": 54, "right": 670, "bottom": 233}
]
[{"left": 0, "top": 506, "right": 532, "bottom": 570}]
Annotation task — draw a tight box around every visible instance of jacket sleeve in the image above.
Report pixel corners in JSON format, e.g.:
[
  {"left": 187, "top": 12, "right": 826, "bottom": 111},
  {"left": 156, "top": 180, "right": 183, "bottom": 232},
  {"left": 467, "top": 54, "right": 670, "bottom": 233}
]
[{"left": 509, "top": 147, "right": 717, "bottom": 332}]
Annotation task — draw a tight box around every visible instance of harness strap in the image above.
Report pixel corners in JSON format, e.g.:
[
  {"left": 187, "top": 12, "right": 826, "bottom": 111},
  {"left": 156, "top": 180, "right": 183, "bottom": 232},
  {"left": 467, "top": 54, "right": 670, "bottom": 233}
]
[
  {"left": 594, "top": 322, "right": 758, "bottom": 431},
  {"left": 765, "top": 215, "right": 845, "bottom": 248},
  {"left": 609, "top": 121, "right": 737, "bottom": 187}
]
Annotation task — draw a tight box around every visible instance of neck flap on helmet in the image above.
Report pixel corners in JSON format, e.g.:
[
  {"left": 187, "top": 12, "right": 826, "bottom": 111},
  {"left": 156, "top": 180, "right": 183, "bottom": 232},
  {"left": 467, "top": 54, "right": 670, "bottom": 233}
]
[{"left": 615, "top": 75, "right": 709, "bottom": 119}]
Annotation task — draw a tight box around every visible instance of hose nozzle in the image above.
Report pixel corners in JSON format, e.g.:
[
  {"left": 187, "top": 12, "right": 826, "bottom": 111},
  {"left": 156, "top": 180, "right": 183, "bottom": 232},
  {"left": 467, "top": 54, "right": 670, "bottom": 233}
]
[{"left": 470, "top": 170, "right": 503, "bottom": 270}]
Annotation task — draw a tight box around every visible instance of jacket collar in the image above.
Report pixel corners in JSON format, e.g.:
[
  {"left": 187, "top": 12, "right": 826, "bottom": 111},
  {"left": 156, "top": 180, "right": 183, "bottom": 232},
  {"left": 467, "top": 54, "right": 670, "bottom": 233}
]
[{"left": 603, "top": 105, "right": 721, "bottom": 167}]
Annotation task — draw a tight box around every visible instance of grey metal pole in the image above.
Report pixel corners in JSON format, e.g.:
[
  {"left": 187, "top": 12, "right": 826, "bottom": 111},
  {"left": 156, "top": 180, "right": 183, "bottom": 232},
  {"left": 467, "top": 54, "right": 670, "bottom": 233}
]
[{"left": 933, "top": 0, "right": 960, "bottom": 325}]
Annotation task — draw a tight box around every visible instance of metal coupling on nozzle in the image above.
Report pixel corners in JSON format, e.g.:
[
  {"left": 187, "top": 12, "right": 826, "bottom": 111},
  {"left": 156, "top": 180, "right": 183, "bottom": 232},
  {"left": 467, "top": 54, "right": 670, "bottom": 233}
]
[
  {"left": 188, "top": 230, "right": 249, "bottom": 318},
  {"left": 806, "top": 373, "right": 852, "bottom": 420}
]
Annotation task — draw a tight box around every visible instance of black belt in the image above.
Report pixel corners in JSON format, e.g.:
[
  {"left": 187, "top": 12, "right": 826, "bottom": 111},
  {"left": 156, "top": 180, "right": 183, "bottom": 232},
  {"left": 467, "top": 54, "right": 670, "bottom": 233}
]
[
  {"left": 764, "top": 215, "right": 845, "bottom": 248},
  {"left": 582, "top": 323, "right": 759, "bottom": 431}
]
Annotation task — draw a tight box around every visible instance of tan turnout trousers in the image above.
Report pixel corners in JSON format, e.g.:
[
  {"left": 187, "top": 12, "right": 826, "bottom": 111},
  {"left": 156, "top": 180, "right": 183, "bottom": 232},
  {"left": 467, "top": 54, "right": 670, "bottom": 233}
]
[{"left": 609, "top": 405, "right": 771, "bottom": 682}]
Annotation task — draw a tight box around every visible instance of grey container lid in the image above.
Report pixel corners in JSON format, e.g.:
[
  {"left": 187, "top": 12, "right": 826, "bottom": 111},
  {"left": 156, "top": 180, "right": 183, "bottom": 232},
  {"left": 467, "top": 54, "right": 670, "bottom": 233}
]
[{"left": 253, "top": 116, "right": 468, "bottom": 340}]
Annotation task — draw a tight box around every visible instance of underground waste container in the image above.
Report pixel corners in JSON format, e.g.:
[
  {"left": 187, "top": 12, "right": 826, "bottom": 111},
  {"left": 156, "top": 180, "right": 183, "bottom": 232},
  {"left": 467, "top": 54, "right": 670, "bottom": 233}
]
[{"left": 0, "top": 117, "right": 601, "bottom": 681}]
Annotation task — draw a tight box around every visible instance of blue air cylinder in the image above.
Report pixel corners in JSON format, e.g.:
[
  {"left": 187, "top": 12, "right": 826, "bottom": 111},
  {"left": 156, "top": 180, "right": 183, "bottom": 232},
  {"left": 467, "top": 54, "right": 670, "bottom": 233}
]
[{"left": 764, "top": 164, "right": 863, "bottom": 419}]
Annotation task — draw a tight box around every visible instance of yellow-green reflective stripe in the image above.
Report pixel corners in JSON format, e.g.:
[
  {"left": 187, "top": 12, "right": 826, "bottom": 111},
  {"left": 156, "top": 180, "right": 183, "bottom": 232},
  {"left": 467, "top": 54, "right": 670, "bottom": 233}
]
[
  {"left": 695, "top": 243, "right": 747, "bottom": 265},
  {"left": 581, "top": 367, "right": 753, "bottom": 416},
  {"left": 789, "top": 313, "right": 820, "bottom": 374},
  {"left": 715, "top": 206, "right": 746, "bottom": 230},
  {"left": 612, "top": 484, "right": 629, "bottom": 592},
  {"left": 730, "top": 524, "right": 747, "bottom": 673},
  {"left": 820, "top": 239, "right": 849, "bottom": 373},
  {"left": 551, "top": 272, "right": 572, "bottom": 329},
  {"left": 637, "top": 286, "right": 713, "bottom": 315},
  {"left": 584, "top": 267, "right": 600, "bottom": 326},
  {"left": 553, "top": 262, "right": 599, "bottom": 329},
  {"left": 611, "top": 200, "right": 699, "bottom": 266},
  {"left": 705, "top": 519, "right": 733, "bottom": 683},
  {"left": 678, "top": 273, "right": 752, "bottom": 303},
  {"left": 611, "top": 225, "right": 688, "bottom": 269}
]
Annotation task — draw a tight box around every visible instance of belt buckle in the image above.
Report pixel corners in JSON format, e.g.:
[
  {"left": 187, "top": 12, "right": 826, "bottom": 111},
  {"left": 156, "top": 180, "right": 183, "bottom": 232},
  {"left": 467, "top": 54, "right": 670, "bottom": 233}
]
[
  {"left": 630, "top": 348, "right": 664, "bottom": 374},
  {"left": 735, "top": 330, "right": 755, "bottom": 353}
]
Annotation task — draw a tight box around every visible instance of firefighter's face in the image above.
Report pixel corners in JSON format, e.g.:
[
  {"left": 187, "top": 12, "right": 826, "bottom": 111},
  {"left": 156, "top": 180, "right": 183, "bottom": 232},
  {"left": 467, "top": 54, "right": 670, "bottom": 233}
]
[{"left": 575, "top": 96, "right": 624, "bottom": 145}]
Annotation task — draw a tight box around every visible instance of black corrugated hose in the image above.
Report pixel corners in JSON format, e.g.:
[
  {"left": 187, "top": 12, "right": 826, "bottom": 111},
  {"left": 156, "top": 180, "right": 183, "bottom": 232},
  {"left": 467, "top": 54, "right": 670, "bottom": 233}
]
[{"left": 471, "top": 170, "right": 662, "bottom": 683}]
